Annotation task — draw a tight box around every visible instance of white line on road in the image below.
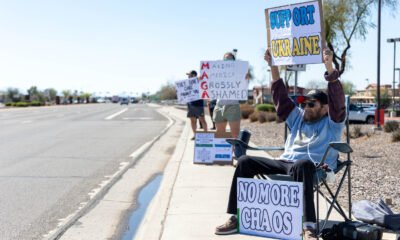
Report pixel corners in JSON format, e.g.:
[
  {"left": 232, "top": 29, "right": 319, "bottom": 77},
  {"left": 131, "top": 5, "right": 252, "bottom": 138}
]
[
  {"left": 104, "top": 108, "right": 128, "bottom": 120},
  {"left": 123, "top": 117, "right": 153, "bottom": 120}
]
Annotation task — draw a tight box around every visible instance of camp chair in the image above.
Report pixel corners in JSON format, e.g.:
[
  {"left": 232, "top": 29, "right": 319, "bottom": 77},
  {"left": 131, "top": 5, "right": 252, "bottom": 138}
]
[{"left": 226, "top": 96, "right": 353, "bottom": 236}]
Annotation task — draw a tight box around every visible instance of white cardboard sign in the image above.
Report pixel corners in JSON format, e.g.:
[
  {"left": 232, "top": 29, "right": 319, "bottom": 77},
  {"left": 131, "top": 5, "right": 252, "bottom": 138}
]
[
  {"left": 237, "top": 178, "right": 303, "bottom": 240},
  {"left": 175, "top": 77, "right": 201, "bottom": 104},
  {"left": 198, "top": 60, "right": 249, "bottom": 100},
  {"left": 194, "top": 132, "right": 232, "bottom": 164},
  {"left": 266, "top": 0, "right": 325, "bottom": 66}
]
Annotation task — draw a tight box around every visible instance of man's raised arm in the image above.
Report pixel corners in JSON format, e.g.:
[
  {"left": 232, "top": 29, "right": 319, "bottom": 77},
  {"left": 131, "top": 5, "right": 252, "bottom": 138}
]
[
  {"left": 323, "top": 48, "right": 346, "bottom": 123},
  {"left": 264, "top": 50, "right": 295, "bottom": 121}
]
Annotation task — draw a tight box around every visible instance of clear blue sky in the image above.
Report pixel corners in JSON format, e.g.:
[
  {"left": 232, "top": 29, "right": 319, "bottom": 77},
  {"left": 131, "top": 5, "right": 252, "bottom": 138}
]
[{"left": 0, "top": 0, "right": 399, "bottom": 96}]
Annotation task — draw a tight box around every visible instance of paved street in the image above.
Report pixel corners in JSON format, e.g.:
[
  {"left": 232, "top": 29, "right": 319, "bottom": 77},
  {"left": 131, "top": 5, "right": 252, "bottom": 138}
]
[{"left": 0, "top": 103, "right": 168, "bottom": 239}]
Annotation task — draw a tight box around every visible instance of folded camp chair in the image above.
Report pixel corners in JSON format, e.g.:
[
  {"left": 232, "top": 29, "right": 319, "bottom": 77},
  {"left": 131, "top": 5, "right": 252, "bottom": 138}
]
[{"left": 226, "top": 96, "right": 353, "bottom": 236}]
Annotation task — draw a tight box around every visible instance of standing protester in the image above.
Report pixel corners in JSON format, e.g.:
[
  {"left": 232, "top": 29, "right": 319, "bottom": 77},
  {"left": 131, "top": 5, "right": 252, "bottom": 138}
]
[
  {"left": 214, "top": 48, "right": 345, "bottom": 240},
  {"left": 213, "top": 52, "right": 241, "bottom": 139},
  {"left": 208, "top": 100, "right": 217, "bottom": 130},
  {"left": 186, "top": 70, "right": 208, "bottom": 140}
]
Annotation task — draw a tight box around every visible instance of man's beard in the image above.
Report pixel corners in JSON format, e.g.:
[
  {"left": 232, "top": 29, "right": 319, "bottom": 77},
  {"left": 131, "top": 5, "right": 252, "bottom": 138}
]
[{"left": 303, "top": 108, "right": 324, "bottom": 123}]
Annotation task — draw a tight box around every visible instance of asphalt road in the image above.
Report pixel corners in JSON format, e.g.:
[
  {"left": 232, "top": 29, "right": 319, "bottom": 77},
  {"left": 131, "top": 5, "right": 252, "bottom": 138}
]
[{"left": 0, "top": 103, "right": 168, "bottom": 239}]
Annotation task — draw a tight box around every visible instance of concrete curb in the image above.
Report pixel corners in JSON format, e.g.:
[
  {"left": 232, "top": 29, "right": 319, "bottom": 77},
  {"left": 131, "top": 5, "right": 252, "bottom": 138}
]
[{"left": 134, "top": 107, "right": 191, "bottom": 240}]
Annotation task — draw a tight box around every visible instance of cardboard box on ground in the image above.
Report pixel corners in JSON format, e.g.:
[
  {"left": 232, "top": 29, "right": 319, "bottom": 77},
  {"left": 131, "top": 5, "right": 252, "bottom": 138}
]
[{"left": 193, "top": 130, "right": 233, "bottom": 165}]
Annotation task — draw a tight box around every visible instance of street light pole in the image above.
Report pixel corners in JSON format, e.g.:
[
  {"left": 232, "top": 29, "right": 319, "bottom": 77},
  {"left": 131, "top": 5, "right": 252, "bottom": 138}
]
[
  {"left": 387, "top": 38, "right": 400, "bottom": 112},
  {"left": 376, "top": 0, "right": 382, "bottom": 129}
]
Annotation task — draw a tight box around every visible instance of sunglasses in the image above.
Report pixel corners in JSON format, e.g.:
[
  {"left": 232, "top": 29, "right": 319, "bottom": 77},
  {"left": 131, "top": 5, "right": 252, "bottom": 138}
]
[{"left": 300, "top": 101, "right": 316, "bottom": 109}]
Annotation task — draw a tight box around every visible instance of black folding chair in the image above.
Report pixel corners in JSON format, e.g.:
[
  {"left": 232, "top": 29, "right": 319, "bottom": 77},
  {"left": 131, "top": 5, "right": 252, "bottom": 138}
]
[{"left": 227, "top": 96, "right": 353, "bottom": 236}]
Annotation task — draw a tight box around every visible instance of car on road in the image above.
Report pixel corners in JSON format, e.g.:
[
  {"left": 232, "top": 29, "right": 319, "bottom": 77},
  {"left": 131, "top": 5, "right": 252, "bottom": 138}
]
[
  {"left": 97, "top": 98, "right": 106, "bottom": 103},
  {"left": 349, "top": 104, "right": 375, "bottom": 124},
  {"left": 130, "top": 97, "right": 138, "bottom": 103},
  {"left": 120, "top": 97, "right": 129, "bottom": 105}
]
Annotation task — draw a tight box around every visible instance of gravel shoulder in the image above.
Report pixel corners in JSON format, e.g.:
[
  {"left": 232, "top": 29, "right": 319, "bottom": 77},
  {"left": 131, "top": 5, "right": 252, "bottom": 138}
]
[{"left": 241, "top": 120, "right": 400, "bottom": 213}]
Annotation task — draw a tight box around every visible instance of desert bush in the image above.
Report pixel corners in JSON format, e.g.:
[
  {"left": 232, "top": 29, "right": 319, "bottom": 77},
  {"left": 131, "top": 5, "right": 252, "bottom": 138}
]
[
  {"left": 249, "top": 112, "right": 259, "bottom": 122},
  {"left": 255, "top": 104, "right": 276, "bottom": 112},
  {"left": 384, "top": 121, "right": 399, "bottom": 133},
  {"left": 350, "top": 126, "right": 363, "bottom": 139},
  {"left": 258, "top": 112, "right": 267, "bottom": 123},
  {"left": 240, "top": 104, "right": 254, "bottom": 119},
  {"left": 266, "top": 112, "right": 277, "bottom": 122},
  {"left": 15, "top": 102, "right": 29, "bottom": 107},
  {"left": 392, "top": 129, "right": 400, "bottom": 142}
]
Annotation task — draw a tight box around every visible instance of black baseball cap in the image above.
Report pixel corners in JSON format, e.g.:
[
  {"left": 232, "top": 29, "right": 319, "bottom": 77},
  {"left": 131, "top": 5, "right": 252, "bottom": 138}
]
[
  {"left": 304, "top": 90, "right": 328, "bottom": 105},
  {"left": 186, "top": 70, "right": 197, "bottom": 77}
]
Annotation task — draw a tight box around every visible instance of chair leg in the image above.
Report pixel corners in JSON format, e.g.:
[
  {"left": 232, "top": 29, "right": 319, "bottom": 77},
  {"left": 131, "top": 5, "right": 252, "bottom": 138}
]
[
  {"left": 316, "top": 182, "right": 320, "bottom": 239},
  {"left": 323, "top": 168, "right": 351, "bottom": 224},
  {"left": 348, "top": 163, "right": 352, "bottom": 220}
]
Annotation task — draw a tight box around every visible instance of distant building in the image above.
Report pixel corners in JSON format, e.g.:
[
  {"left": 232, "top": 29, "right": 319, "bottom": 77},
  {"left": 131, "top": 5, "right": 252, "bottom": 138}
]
[{"left": 352, "top": 83, "right": 398, "bottom": 103}]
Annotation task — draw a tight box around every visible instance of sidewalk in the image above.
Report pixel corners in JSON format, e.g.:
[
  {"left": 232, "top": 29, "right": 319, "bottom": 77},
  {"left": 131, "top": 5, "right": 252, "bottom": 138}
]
[{"left": 135, "top": 106, "right": 397, "bottom": 240}]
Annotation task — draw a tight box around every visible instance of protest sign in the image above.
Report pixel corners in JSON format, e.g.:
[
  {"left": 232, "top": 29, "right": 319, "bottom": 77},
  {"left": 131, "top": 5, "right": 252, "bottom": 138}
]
[
  {"left": 287, "top": 64, "right": 306, "bottom": 71},
  {"left": 199, "top": 61, "right": 249, "bottom": 100},
  {"left": 237, "top": 178, "right": 303, "bottom": 240},
  {"left": 265, "top": 0, "right": 325, "bottom": 66},
  {"left": 175, "top": 77, "right": 201, "bottom": 104},
  {"left": 194, "top": 131, "right": 232, "bottom": 165}
]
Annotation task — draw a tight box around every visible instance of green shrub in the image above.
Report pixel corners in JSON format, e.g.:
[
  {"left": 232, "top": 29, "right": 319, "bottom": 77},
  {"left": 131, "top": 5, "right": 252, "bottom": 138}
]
[
  {"left": 249, "top": 112, "right": 259, "bottom": 122},
  {"left": 384, "top": 121, "right": 399, "bottom": 133},
  {"left": 5, "top": 102, "right": 15, "bottom": 107},
  {"left": 240, "top": 104, "right": 254, "bottom": 119},
  {"left": 258, "top": 112, "right": 267, "bottom": 123},
  {"left": 392, "top": 129, "right": 400, "bottom": 142},
  {"left": 15, "top": 102, "right": 29, "bottom": 107},
  {"left": 256, "top": 104, "right": 276, "bottom": 112},
  {"left": 30, "top": 101, "right": 44, "bottom": 106}
]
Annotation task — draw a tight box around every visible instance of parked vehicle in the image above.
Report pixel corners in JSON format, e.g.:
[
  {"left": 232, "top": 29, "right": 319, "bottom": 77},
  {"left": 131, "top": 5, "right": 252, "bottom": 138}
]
[{"left": 349, "top": 104, "right": 375, "bottom": 124}]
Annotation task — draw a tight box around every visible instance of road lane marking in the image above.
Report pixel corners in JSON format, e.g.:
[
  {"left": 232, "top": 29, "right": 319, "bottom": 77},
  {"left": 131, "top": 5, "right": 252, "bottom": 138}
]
[
  {"left": 104, "top": 108, "right": 128, "bottom": 120},
  {"left": 123, "top": 117, "right": 153, "bottom": 120}
]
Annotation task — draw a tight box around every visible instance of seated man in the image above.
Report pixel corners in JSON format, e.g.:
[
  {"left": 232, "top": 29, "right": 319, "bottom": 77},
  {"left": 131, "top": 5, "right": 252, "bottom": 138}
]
[{"left": 215, "top": 48, "right": 346, "bottom": 239}]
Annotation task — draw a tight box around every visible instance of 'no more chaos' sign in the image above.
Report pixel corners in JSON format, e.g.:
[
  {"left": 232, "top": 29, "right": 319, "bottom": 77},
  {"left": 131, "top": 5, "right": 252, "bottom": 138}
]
[
  {"left": 237, "top": 178, "right": 303, "bottom": 240},
  {"left": 265, "top": 0, "right": 325, "bottom": 66},
  {"left": 199, "top": 60, "right": 249, "bottom": 100}
]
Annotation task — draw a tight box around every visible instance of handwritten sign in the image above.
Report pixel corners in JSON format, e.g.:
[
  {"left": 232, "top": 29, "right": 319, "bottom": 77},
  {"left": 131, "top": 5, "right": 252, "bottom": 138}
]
[
  {"left": 265, "top": 0, "right": 325, "bottom": 66},
  {"left": 199, "top": 61, "right": 249, "bottom": 100},
  {"left": 175, "top": 77, "right": 201, "bottom": 104},
  {"left": 194, "top": 132, "right": 232, "bottom": 164},
  {"left": 237, "top": 178, "right": 303, "bottom": 240}
]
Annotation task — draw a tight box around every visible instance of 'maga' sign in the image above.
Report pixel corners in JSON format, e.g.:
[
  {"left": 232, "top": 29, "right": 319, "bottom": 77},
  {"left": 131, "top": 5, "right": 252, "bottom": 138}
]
[
  {"left": 199, "top": 60, "right": 248, "bottom": 100},
  {"left": 265, "top": 0, "right": 325, "bottom": 66},
  {"left": 237, "top": 178, "right": 303, "bottom": 240}
]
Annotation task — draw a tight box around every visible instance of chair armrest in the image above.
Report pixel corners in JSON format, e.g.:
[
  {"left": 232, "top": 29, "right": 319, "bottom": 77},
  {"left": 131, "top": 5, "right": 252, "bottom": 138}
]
[{"left": 329, "top": 142, "right": 353, "bottom": 154}]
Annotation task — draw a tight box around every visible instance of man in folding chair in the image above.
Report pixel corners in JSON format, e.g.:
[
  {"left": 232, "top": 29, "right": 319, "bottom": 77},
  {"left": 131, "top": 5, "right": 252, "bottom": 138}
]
[{"left": 214, "top": 48, "right": 346, "bottom": 239}]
